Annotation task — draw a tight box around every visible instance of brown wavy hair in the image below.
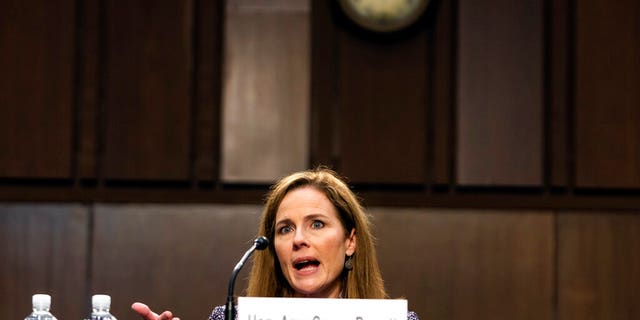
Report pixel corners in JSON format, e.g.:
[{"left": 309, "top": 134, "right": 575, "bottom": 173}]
[{"left": 246, "top": 167, "right": 387, "bottom": 299}]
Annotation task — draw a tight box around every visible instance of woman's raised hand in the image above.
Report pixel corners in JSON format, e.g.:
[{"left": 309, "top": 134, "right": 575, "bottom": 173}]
[{"left": 131, "top": 302, "right": 179, "bottom": 320}]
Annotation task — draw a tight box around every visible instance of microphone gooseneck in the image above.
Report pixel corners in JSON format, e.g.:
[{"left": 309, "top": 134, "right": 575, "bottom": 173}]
[{"left": 225, "top": 236, "right": 269, "bottom": 320}]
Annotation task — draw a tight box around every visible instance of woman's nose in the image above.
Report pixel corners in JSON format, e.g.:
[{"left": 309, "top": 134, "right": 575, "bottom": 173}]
[{"left": 292, "top": 228, "right": 309, "bottom": 249}]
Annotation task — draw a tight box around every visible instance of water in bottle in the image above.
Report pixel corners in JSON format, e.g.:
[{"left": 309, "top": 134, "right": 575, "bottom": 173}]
[
  {"left": 90, "top": 294, "right": 117, "bottom": 320},
  {"left": 25, "top": 294, "right": 58, "bottom": 320}
]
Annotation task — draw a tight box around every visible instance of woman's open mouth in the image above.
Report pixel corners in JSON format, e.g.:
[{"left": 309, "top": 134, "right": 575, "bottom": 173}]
[{"left": 293, "top": 258, "right": 320, "bottom": 271}]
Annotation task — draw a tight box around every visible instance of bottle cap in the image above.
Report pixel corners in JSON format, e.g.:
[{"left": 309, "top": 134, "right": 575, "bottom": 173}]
[
  {"left": 32, "top": 294, "right": 51, "bottom": 309},
  {"left": 92, "top": 294, "right": 111, "bottom": 309}
]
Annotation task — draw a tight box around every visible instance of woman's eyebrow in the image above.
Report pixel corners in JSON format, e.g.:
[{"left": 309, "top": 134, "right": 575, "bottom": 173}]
[
  {"left": 275, "top": 218, "right": 292, "bottom": 226},
  {"left": 304, "top": 213, "right": 329, "bottom": 220}
]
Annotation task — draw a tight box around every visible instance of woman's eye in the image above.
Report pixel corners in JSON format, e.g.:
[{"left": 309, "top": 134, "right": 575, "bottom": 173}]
[
  {"left": 278, "top": 226, "right": 292, "bottom": 234},
  {"left": 311, "top": 220, "right": 324, "bottom": 229}
]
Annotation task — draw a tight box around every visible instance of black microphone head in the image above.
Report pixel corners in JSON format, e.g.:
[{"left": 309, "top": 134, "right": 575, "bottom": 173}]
[{"left": 254, "top": 236, "right": 269, "bottom": 250}]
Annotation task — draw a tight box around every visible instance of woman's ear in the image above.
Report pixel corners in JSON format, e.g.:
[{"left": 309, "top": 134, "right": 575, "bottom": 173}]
[{"left": 346, "top": 228, "right": 357, "bottom": 256}]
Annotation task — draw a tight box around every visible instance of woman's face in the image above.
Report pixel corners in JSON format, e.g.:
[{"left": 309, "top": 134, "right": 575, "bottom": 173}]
[{"left": 274, "top": 186, "right": 356, "bottom": 298}]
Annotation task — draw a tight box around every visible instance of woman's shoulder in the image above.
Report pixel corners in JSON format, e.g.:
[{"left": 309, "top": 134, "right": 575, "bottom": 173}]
[{"left": 208, "top": 305, "right": 226, "bottom": 320}]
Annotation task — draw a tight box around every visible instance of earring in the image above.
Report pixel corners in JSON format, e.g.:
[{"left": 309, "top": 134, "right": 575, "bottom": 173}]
[{"left": 344, "top": 255, "right": 353, "bottom": 271}]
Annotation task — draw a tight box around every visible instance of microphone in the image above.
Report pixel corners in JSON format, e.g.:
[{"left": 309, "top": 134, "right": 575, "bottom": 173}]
[{"left": 225, "top": 236, "right": 269, "bottom": 320}]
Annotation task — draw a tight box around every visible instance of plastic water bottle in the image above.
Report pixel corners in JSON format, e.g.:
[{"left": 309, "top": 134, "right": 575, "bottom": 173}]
[
  {"left": 90, "top": 294, "right": 117, "bottom": 320},
  {"left": 25, "top": 294, "right": 58, "bottom": 320}
]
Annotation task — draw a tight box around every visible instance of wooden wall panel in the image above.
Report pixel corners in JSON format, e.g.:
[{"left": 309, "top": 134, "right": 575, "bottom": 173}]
[
  {"left": 76, "top": 0, "right": 100, "bottom": 180},
  {"left": 221, "top": 0, "right": 310, "bottom": 183},
  {"left": 92, "top": 204, "right": 262, "bottom": 320},
  {"left": 193, "top": 1, "right": 223, "bottom": 183},
  {"left": 549, "top": 0, "right": 570, "bottom": 187},
  {"left": 457, "top": 0, "right": 543, "bottom": 186},
  {"left": 0, "top": 0, "right": 75, "bottom": 179},
  {"left": 0, "top": 0, "right": 638, "bottom": 204},
  {"left": 103, "top": 1, "right": 193, "bottom": 181},
  {"left": 337, "top": 28, "right": 427, "bottom": 184},
  {"left": 0, "top": 204, "right": 88, "bottom": 320},
  {"left": 574, "top": 0, "right": 640, "bottom": 188},
  {"left": 431, "top": 0, "right": 455, "bottom": 185},
  {"left": 310, "top": 0, "right": 338, "bottom": 168},
  {"left": 558, "top": 211, "right": 640, "bottom": 319},
  {"left": 373, "top": 208, "right": 554, "bottom": 320}
]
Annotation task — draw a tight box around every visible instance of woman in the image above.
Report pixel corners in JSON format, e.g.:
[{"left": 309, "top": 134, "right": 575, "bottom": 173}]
[{"left": 132, "top": 168, "right": 418, "bottom": 320}]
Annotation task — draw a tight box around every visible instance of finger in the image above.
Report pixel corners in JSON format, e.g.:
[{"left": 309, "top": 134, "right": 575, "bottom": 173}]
[
  {"left": 158, "top": 310, "right": 174, "bottom": 320},
  {"left": 131, "top": 302, "right": 160, "bottom": 320}
]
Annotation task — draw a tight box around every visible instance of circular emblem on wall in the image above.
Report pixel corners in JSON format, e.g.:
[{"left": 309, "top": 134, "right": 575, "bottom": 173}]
[{"left": 338, "top": 0, "right": 430, "bottom": 33}]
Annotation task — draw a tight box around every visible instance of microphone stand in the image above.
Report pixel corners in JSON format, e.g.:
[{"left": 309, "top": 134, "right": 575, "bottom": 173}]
[{"left": 225, "top": 236, "right": 269, "bottom": 320}]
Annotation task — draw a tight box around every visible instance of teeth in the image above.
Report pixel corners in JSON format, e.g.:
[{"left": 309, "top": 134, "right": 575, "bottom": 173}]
[{"left": 294, "top": 260, "right": 317, "bottom": 270}]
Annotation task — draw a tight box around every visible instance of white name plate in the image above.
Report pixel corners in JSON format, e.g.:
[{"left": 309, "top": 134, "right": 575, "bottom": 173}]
[{"left": 238, "top": 297, "right": 407, "bottom": 320}]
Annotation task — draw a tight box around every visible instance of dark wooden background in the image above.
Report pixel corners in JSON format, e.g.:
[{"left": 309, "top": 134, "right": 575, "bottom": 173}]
[{"left": 2, "top": 0, "right": 639, "bottom": 320}]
